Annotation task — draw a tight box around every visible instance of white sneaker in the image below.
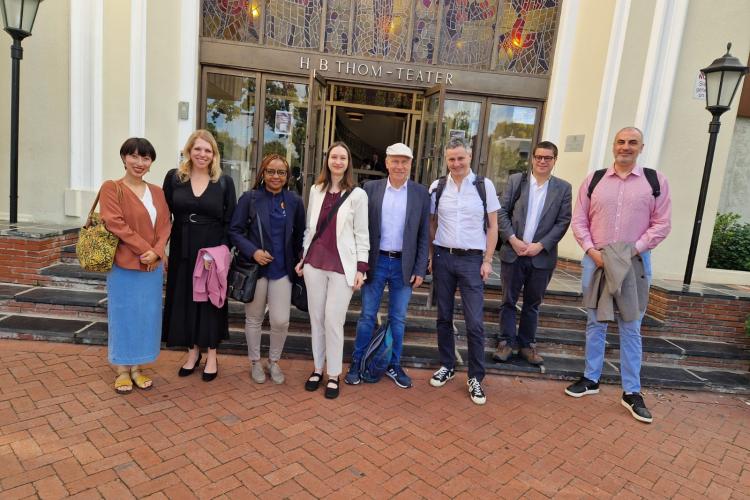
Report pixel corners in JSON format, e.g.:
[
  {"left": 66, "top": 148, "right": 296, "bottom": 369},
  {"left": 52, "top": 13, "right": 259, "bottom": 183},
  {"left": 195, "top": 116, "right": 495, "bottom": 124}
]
[
  {"left": 268, "top": 361, "right": 285, "bottom": 385},
  {"left": 467, "top": 377, "right": 486, "bottom": 405},
  {"left": 251, "top": 361, "right": 266, "bottom": 384}
]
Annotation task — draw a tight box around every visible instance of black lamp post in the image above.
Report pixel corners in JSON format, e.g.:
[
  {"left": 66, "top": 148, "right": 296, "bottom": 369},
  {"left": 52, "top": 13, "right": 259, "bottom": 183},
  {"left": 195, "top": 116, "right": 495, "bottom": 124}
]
[
  {"left": 683, "top": 43, "right": 749, "bottom": 287},
  {"left": 1, "top": 0, "right": 42, "bottom": 224}
]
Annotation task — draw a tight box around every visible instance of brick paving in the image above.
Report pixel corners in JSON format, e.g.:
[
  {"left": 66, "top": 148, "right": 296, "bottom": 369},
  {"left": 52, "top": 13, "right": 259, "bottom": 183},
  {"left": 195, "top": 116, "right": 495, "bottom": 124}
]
[{"left": 0, "top": 340, "right": 749, "bottom": 499}]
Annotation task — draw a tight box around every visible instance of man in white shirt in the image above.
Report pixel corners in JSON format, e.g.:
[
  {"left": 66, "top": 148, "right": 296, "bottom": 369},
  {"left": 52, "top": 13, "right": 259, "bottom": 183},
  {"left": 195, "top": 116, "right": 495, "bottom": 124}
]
[
  {"left": 495, "top": 141, "right": 572, "bottom": 366},
  {"left": 428, "top": 138, "right": 500, "bottom": 405},
  {"left": 347, "top": 143, "right": 431, "bottom": 389}
]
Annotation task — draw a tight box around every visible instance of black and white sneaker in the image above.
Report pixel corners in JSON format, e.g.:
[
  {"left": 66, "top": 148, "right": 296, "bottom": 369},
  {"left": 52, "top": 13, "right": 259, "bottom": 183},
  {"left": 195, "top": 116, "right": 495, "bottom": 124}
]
[
  {"left": 564, "top": 376, "right": 600, "bottom": 398},
  {"left": 429, "top": 366, "right": 455, "bottom": 387},
  {"left": 467, "top": 377, "right": 486, "bottom": 405},
  {"left": 621, "top": 392, "right": 653, "bottom": 423}
]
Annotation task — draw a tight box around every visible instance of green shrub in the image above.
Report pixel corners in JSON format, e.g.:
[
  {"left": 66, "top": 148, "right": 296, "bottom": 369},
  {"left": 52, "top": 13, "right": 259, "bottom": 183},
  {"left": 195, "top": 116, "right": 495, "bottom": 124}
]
[{"left": 707, "top": 212, "right": 750, "bottom": 271}]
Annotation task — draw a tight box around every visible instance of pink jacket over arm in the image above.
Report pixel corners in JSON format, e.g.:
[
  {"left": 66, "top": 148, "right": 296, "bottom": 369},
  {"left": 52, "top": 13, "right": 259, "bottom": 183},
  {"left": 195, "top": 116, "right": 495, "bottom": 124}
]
[{"left": 192, "top": 245, "right": 232, "bottom": 308}]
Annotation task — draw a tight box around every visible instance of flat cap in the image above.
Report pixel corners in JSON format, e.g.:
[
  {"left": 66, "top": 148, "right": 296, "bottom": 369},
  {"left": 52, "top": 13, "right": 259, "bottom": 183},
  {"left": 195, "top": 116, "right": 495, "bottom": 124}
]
[{"left": 385, "top": 143, "right": 413, "bottom": 159}]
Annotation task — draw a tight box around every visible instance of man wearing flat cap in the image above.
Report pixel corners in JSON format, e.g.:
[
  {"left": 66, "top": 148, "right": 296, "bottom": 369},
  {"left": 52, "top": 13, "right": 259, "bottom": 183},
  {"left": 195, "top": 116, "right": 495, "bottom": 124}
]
[{"left": 345, "top": 143, "right": 431, "bottom": 389}]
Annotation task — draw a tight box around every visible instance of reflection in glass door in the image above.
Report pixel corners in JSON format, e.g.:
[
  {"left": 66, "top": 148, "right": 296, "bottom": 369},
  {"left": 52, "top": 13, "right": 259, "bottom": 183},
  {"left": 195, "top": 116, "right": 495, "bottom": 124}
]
[
  {"left": 442, "top": 99, "right": 482, "bottom": 170},
  {"left": 483, "top": 104, "right": 538, "bottom": 198},
  {"left": 204, "top": 72, "right": 257, "bottom": 193}
]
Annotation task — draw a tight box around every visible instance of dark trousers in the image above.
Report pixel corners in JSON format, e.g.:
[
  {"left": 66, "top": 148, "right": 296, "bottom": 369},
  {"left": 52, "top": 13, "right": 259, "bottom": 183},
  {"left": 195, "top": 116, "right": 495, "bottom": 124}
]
[
  {"left": 433, "top": 249, "right": 485, "bottom": 381},
  {"left": 499, "top": 257, "right": 553, "bottom": 348}
]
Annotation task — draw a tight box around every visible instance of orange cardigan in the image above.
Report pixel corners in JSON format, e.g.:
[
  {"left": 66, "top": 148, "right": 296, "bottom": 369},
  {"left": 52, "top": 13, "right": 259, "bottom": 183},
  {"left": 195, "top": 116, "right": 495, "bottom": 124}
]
[{"left": 100, "top": 179, "right": 171, "bottom": 271}]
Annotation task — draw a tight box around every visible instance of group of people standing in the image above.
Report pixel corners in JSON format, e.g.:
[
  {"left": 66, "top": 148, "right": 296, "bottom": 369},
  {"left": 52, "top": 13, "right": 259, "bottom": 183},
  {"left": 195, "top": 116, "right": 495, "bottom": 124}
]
[{"left": 99, "top": 125, "right": 671, "bottom": 423}]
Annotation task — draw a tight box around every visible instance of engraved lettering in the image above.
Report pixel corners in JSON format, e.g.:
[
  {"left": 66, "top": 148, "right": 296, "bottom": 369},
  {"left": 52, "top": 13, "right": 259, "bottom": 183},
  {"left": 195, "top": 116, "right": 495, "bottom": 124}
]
[
  {"left": 346, "top": 61, "right": 356, "bottom": 74},
  {"left": 415, "top": 70, "right": 423, "bottom": 82},
  {"left": 405, "top": 68, "right": 414, "bottom": 81},
  {"left": 371, "top": 65, "right": 382, "bottom": 77},
  {"left": 357, "top": 63, "right": 369, "bottom": 76},
  {"left": 336, "top": 60, "right": 345, "bottom": 72},
  {"left": 426, "top": 70, "right": 434, "bottom": 83},
  {"left": 396, "top": 67, "right": 404, "bottom": 79},
  {"left": 445, "top": 72, "right": 454, "bottom": 85},
  {"left": 300, "top": 56, "right": 310, "bottom": 70},
  {"left": 319, "top": 58, "right": 328, "bottom": 71},
  {"left": 435, "top": 72, "right": 443, "bottom": 84}
]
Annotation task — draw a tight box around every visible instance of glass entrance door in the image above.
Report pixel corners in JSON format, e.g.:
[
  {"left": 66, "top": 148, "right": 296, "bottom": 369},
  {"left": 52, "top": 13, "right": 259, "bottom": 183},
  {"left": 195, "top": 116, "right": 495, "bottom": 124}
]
[
  {"left": 416, "top": 84, "right": 445, "bottom": 185},
  {"left": 302, "top": 70, "right": 327, "bottom": 204}
]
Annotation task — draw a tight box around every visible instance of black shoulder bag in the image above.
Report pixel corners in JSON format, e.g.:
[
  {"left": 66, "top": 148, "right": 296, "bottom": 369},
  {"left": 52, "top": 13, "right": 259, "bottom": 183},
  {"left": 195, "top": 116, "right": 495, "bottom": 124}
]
[
  {"left": 291, "top": 189, "right": 353, "bottom": 312},
  {"left": 228, "top": 195, "right": 264, "bottom": 303}
]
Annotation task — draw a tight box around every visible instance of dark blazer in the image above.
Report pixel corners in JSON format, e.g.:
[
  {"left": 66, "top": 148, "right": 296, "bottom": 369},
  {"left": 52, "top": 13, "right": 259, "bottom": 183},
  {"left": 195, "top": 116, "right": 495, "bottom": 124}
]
[
  {"left": 498, "top": 173, "right": 572, "bottom": 269},
  {"left": 229, "top": 187, "right": 305, "bottom": 279},
  {"left": 363, "top": 178, "right": 431, "bottom": 283}
]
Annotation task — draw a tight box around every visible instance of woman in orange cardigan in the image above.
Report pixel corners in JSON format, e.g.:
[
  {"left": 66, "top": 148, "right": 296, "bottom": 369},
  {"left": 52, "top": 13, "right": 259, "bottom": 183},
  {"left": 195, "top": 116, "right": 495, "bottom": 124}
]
[{"left": 100, "top": 138, "right": 171, "bottom": 394}]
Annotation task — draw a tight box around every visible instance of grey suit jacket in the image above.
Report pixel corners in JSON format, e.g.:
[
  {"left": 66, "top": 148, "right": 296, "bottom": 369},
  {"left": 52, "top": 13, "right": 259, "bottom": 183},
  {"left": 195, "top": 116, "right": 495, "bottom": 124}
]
[
  {"left": 363, "top": 178, "right": 431, "bottom": 283},
  {"left": 498, "top": 172, "right": 572, "bottom": 269}
]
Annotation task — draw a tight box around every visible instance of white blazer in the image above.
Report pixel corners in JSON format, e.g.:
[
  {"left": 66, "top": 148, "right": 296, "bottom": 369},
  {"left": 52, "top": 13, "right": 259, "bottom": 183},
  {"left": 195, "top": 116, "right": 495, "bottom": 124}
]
[{"left": 303, "top": 184, "right": 370, "bottom": 286}]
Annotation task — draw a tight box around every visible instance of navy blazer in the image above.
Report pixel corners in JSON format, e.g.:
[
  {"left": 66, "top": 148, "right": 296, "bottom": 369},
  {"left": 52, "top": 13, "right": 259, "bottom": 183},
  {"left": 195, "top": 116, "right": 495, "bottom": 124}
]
[
  {"left": 229, "top": 187, "right": 305, "bottom": 279},
  {"left": 363, "top": 178, "right": 431, "bottom": 283},
  {"left": 497, "top": 173, "right": 572, "bottom": 269}
]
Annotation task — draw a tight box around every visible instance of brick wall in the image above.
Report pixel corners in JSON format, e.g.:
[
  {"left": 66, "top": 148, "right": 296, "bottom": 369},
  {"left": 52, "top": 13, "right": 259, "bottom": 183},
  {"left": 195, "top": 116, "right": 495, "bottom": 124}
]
[{"left": 0, "top": 233, "right": 78, "bottom": 285}]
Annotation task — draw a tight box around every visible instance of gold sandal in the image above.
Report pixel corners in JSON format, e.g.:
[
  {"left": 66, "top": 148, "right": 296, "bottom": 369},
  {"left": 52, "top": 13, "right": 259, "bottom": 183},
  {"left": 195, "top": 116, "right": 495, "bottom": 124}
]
[
  {"left": 130, "top": 368, "right": 153, "bottom": 390},
  {"left": 114, "top": 371, "right": 133, "bottom": 394}
]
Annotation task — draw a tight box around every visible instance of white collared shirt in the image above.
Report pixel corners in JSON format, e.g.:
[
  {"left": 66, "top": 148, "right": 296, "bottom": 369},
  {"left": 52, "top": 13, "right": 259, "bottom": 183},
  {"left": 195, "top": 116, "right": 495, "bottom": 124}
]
[
  {"left": 521, "top": 174, "right": 550, "bottom": 243},
  {"left": 430, "top": 171, "right": 500, "bottom": 250},
  {"left": 380, "top": 178, "right": 408, "bottom": 251}
]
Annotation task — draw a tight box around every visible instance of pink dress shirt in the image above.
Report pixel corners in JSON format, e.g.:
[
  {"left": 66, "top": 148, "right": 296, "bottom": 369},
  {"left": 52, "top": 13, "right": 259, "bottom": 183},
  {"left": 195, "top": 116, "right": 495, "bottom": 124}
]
[{"left": 572, "top": 166, "right": 671, "bottom": 255}]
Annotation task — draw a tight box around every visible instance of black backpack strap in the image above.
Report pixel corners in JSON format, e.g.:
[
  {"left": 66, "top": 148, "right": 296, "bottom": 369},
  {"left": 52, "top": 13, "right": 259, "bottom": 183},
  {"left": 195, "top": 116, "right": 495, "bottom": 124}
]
[
  {"left": 507, "top": 171, "right": 528, "bottom": 220},
  {"left": 473, "top": 175, "right": 489, "bottom": 233},
  {"left": 643, "top": 168, "right": 661, "bottom": 197},
  {"left": 586, "top": 169, "right": 607, "bottom": 198},
  {"left": 432, "top": 176, "right": 448, "bottom": 216}
]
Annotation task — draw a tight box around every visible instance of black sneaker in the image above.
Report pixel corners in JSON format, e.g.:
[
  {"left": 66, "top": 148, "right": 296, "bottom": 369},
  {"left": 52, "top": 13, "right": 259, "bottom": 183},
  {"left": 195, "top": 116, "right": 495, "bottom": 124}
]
[
  {"left": 385, "top": 366, "right": 412, "bottom": 389},
  {"left": 429, "top": 366, "right": 455, "bottom": 387},
  {"left": 564, "top": 376, "right": 600, "bottom": 398},
  {"left": 467, "top": 377, "right": 486, "bottom": 405},
  {"left": 344, "top": 362, "right": 361, "bottom": 385},
  {"left": 621, "top": 392, "right": 653, "bottom": 423}
]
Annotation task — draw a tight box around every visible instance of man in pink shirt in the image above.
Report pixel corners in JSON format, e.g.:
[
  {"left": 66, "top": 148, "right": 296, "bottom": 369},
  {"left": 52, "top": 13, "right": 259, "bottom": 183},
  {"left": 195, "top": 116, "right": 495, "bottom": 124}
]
[{"left": 565, "top": 127, "right": 671, "bottom": 424}]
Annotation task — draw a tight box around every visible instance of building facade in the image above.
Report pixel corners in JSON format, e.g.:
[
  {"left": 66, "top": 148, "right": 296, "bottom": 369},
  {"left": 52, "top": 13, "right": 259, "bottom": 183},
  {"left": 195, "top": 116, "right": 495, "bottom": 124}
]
[{"left": 0, "top": 0, "right": 749, "bottom": 285}]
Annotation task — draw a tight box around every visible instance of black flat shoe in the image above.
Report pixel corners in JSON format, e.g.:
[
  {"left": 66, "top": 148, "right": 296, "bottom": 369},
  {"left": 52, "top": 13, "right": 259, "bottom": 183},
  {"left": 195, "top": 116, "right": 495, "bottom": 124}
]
[
  {"left": 305, "top": 372, "right": 322, "bottom": 391},
  {"left": 178, "top": 353, "right": 202, "bottom": 377},
  {"left": 202, "top": 363, "right": 218, "bottom": 382},
  {"left": 324, "top": 377, "right": 340, "bottom": 399}
]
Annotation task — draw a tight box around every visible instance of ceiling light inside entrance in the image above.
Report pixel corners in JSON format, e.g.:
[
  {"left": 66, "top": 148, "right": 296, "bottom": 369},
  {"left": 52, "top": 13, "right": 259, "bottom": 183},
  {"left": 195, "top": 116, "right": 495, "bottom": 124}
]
[{"left": 346, "top": 111, "right": 364, "bottom": 121}]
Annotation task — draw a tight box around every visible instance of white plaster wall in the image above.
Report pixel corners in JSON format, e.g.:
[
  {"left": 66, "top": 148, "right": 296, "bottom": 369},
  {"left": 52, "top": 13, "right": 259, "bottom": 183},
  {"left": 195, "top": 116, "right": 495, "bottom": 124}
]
[{"left": 0, "top": 0, "right": 70, "bottom": 222}]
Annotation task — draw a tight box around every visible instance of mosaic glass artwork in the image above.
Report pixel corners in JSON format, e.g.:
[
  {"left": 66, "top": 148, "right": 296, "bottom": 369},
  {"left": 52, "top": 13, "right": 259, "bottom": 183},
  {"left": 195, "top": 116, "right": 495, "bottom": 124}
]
[
  {"left": 323, "top": 0, "right": 352, "bottom": 54},
  {"left": 202, "top": 0, "right": 261, "bottom": 44},
  {"left": 438, "top": 0, "right": 497, "bottom": 69},
  {"left": 410, "top": 0, "right": 439, "bottom": 64},
  {"left": 264, "top": 0, "right": 323, "bottom": 49},
  {"left": 496, "top": 0, "right": 559, "bottom": 74},
  {"left": 352, "top": 0, "right": 411, "bottom": 61}
]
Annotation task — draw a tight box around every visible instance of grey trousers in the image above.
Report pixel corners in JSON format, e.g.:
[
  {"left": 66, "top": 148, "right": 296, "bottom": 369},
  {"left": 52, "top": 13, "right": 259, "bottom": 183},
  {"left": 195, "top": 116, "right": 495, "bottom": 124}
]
[{"left": 244, "top": 276, "right": 292, "bottom": 362}]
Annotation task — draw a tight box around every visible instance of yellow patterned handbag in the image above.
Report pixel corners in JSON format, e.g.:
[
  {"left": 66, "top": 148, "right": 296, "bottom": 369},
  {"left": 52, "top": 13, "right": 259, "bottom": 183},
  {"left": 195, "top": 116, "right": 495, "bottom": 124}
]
[{"left": 76, "top": 182, "right": 121, "bottom": 272}]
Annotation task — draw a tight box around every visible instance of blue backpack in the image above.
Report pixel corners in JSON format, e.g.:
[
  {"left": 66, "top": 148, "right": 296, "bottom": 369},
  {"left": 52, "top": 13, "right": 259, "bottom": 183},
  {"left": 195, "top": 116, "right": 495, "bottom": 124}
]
[{"left": 359, "top": 322, "right": 393, "bottom": 383}]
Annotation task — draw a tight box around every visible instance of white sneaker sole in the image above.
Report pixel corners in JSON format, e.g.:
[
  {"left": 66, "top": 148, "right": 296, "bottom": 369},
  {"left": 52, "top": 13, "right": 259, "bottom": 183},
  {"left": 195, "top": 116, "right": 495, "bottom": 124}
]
[
  {"left": 564, "top": 387, "right": 599, "bottom": 398},
  {"left": 470, "top": 395, "right": 487, "bottom": 405},
  {"left": 386, "top": 373, "right": 412, "bottom": 389},
  {"left": 621, "top": 399, "right": 653, "bottom": 423},
  {"left": 429, "top": 373, "right": 454, "bottom": 387}
]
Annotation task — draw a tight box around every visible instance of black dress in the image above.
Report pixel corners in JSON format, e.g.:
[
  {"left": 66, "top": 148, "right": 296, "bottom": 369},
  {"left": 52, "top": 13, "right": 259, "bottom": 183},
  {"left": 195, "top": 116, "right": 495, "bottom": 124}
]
[{"left": 162, "top": 169, "right": 237, "bottom": 349}]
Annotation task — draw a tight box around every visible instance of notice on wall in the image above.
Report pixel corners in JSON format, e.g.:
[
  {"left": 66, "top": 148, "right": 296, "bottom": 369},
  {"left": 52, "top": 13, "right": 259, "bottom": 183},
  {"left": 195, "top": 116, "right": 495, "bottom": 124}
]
[
  {"left": 274, "top": 111, "right": 292, "bottom": 135},
  {"left": 449, "top": 129, "right": 466, "bottom": 140},
  {"left": 694, "top": 72, "right": 706, "bottom": 100}
]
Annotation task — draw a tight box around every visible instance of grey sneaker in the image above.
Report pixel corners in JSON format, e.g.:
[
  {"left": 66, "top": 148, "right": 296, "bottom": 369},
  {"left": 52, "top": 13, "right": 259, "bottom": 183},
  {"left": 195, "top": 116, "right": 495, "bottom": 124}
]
[
  {"left": 251, "top": 361, "right": 266, "bottom": 384},
  {"left": 268, "top": 361, "right": 285, "bottom": 385}
]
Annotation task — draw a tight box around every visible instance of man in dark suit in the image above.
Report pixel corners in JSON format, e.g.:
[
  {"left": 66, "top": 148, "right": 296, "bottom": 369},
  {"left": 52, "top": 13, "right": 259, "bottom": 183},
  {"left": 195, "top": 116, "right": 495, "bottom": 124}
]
[
  {"left": 345, "top": 143, "right": 431, "bottom": 388},
  {"left": 494, "top": 141, "right": 572, "bottom": 365}
]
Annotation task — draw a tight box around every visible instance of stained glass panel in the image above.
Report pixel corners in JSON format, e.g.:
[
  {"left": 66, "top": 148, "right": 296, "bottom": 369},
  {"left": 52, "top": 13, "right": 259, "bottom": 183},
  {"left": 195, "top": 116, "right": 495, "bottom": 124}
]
[
  {"left": 202, "top": 0, "right": 262, "bottom": 44},
  {"left": 438, "top": 0, "right": 497, "bottom": 69},
  {"left": 411, "top": 0, "right": 439, "bottom": 64},
  {"left": 495, "top": 0, "right": 559, "bottom": 74},
  {"left": 264, "top": 0, "right": 323, "bottom": 50},
  {"left": 323, "top": 0, "right": 352, "bottom": 54},
  {"left": 352, "top": 0, "right": 411, "bottom": 61}
]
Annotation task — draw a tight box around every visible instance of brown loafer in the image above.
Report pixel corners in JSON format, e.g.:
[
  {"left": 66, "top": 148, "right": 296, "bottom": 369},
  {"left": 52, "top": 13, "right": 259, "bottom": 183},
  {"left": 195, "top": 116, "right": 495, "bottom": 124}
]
[
  {"left": 520, "top": 346, "right": 544, "bottom": 365},
  {"left": 492, "top": 342, "right": 517, "bottom": 362}
]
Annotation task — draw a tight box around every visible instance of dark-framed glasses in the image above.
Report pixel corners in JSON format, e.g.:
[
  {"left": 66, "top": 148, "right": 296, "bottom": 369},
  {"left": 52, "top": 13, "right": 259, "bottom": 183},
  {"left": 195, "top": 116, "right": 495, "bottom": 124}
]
[{"left": 533, "top": 155, "right": 556, "bottom": 162}]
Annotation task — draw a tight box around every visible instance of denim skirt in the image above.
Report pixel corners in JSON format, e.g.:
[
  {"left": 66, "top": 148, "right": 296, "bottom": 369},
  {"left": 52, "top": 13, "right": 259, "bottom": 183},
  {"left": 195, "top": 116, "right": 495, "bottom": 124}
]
[{"left": 106, "top": 264, "right": 163, "bottom": 365}]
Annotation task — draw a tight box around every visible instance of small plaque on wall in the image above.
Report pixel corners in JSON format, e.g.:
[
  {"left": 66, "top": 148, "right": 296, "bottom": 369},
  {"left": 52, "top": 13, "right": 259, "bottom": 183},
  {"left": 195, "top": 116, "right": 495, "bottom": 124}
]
[{"left": 565, "top": 134, "right": 585, "bottom": 152}]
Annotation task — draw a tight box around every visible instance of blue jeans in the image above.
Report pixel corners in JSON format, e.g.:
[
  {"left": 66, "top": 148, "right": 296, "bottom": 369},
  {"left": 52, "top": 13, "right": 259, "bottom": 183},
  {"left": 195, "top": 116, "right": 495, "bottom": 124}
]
[
  {"left": 352, "top": 255, "right": 413, "bottom": 367},
  {"left": 433, "top": 248, "right": 485, "bottom": 381},
  {"left": 581, "top": 251, "right": 652, "bottom": 393}
]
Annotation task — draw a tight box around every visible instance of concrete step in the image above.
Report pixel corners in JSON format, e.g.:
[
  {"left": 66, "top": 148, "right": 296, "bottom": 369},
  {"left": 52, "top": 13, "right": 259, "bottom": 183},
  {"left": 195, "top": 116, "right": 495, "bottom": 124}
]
[{"left": 0, "top": 312, "right": 747, "bottom": 393}]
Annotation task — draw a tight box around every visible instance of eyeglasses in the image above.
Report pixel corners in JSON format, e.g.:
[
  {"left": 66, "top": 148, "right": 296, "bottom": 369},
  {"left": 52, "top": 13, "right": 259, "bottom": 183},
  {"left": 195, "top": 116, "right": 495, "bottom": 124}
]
[
  {"left": 264, "top": 169, "right": 288, "bottom": 177},
  {"left": 533, "top": 155, "right": 556, "bottom": 162}
]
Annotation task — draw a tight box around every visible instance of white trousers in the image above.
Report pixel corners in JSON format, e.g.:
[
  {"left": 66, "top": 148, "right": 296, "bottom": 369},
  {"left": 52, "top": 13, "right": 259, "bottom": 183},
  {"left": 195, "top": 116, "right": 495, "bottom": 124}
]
[
  {"left": 303, "top": 265, "right": 354, "bottom": 377},
  {"left": 244, "top": 276, "right": 292, "bottom": 362}
]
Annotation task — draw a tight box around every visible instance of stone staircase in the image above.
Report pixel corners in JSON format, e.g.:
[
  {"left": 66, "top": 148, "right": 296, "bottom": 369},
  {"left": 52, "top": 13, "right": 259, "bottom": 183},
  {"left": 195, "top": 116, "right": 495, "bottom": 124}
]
[{"left": 0, "top": 243, "right": 749, "bottom": 393}]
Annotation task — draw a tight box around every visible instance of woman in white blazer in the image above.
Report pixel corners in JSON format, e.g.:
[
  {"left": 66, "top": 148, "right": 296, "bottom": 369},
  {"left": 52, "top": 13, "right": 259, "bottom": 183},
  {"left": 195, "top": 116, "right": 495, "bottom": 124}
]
[{"left": 295, "top": 141, "right": 369, "bottom": 399}]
